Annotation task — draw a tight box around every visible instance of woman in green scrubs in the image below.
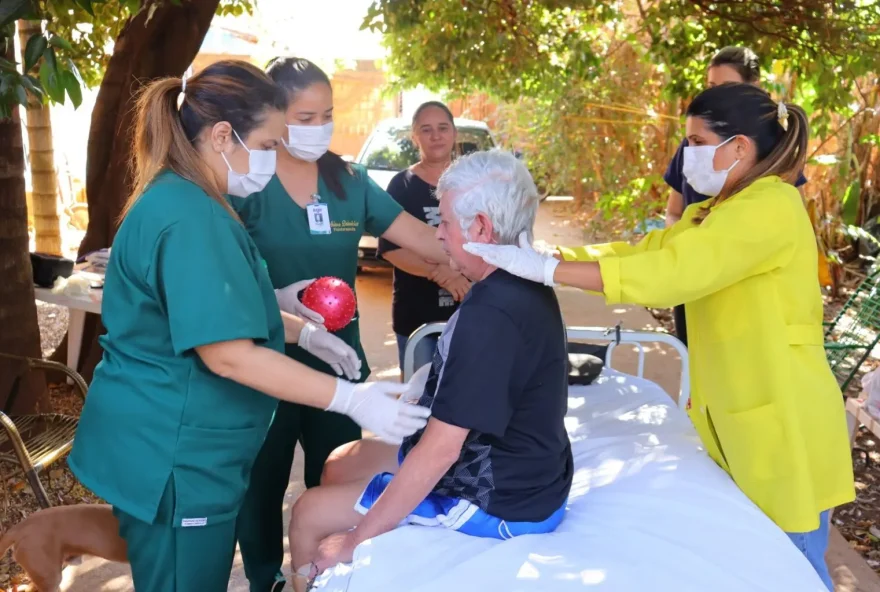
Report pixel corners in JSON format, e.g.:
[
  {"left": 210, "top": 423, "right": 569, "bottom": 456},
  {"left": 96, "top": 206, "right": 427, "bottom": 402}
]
[
  {"left": 233, "top": 57, "right": 449, "bottom": 591},
  {"left": 68, "top": 60, "right": 429, "bottom": 592}
]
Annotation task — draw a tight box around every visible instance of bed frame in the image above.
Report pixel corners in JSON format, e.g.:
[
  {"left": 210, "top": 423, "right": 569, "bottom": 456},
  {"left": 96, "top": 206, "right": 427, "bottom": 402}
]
[{"left": 403, "top": 323, "right": 691, "bottom": 411}]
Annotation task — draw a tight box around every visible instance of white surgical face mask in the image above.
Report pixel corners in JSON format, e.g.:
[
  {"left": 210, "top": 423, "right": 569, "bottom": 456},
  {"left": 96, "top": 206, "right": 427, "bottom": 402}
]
[
  {"left": 284, "top": 122, "right": 334, "bottom": 162},
  {"left": 222, "top": 129, "right": 276, "bottom": 198},
  {"left": 682, "top": 135, "right": 740, "bottom": 197}
]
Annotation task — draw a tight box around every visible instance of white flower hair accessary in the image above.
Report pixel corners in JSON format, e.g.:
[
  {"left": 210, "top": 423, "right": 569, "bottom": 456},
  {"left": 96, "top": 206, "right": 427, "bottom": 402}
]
[
  {"left": 777, "top": 102, "right": 789, "bottom": 131},
  {"left": 177, "top": 72, "right": 188, "bottom": 110}
]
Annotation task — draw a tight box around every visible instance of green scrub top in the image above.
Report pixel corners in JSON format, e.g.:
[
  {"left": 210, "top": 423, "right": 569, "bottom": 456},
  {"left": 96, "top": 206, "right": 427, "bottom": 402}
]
[
  {"left": 228, "top": 163, "right": 403, "bottom": 381},
  {"left": 69, "top": 171, "right": 285, "bottom": 528}
]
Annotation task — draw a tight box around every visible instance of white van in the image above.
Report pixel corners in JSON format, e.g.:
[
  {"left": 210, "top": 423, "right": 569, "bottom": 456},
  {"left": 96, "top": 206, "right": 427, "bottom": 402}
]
[{"left": 352, "top": 117, "right": 497, "bottom": 269}]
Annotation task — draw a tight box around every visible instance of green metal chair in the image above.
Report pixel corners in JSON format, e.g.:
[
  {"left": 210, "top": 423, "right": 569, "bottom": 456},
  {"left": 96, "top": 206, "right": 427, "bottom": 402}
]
[
  {"left": 824, "top": 270, "right": 880, "bottom": 393},
  {"left": 0, "top": 352, "right": 88, "bottom": 508}
]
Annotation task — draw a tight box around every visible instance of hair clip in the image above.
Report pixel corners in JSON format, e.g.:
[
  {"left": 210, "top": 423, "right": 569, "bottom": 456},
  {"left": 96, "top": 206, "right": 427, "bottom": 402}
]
[
  {"left": 777, "top": 102, "right": 789, "bottom": 131},
  {"left": 177, "top": 73, "right": 188, "bottom": 111}
]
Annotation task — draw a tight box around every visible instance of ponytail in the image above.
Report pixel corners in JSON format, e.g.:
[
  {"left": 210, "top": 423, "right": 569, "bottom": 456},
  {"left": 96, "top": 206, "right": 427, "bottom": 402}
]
[
  {"left": 122, "top": 77, "right": 228, "bottom": 220},
  {"left": 724, "top": 103, "right": 808, "bottom": 197},
  {"left": 687, "top": 83, "right": 809, "bottom": 225},
  {"left": 317, "top": 151, "right": 353, "bottom": 200},
  {"left": 121, "top": 60, "right": 288, "bottom": 221},
  {"left": 709, "top": 46, "right": 761, "bottom": 85}
]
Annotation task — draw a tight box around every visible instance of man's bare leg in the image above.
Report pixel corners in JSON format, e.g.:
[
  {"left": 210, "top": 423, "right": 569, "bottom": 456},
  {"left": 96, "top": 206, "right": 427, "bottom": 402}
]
[
  {"left": 320, "top": 438, "right": 399, "bottom": 486},
  {"left": 289, "top": 477, "right": 372, "bottom": 592}
]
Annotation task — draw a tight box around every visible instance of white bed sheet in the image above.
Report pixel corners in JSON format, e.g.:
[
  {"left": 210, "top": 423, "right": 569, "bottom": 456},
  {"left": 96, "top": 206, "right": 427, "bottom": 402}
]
[{"left": 312, "top": 369, "right": 827, "bottom": 591}]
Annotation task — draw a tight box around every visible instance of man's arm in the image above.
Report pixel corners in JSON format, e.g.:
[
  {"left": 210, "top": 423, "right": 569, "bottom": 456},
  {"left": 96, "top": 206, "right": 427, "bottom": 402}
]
[
  {"left": 351, "top": 302, "right": 518, "bottom": 545},
  {"left": 344, "top": 418, "right": 468, "bottom": 546}
]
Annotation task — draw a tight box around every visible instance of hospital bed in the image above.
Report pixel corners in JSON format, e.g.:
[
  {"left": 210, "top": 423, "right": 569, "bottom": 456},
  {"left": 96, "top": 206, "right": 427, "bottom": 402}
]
[{"left": 311, "top": 325, "right": 828, "bottom": 591}]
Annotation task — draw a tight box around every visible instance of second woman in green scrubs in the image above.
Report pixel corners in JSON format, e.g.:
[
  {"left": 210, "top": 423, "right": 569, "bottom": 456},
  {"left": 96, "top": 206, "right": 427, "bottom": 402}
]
[
  {"left": 233, "top": 57, "right": 449, "bottom": 591},
  {"left": 68, "top": 60, "right": 429, "bottom": 591}
]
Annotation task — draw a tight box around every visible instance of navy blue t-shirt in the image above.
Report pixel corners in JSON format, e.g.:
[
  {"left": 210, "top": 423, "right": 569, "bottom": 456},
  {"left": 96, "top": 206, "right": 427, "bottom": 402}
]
[
  {"left": 664, "top": 138, "right": 807, "bottom": 207},
  {"left": 378, "top": 170, "right": 460, "bottom": 336},
  {"left": 400, "top": 269, "right": 573, "bottom": 522}
]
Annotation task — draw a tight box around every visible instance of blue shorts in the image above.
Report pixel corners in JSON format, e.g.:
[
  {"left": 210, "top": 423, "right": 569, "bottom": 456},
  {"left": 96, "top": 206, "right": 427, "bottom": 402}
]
[{"left": 354, "top": 470, "right": 567, "bottom": 540}]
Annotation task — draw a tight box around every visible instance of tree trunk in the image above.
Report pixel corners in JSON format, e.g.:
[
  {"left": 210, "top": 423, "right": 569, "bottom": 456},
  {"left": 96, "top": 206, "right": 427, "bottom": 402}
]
[
  {"left": 0, "top": 42, "right": 49, "bottom": 413},
  {"left": 51, "top": 0, "right": 220, "bottom": 381},
  {"left": 18, "top": 19, "right": 63, "bottom": 257}
]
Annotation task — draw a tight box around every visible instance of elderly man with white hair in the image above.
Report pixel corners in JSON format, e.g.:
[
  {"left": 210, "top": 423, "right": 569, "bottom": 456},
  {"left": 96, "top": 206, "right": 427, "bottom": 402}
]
[{"left": 287, "top": 150, "right": 574, "bottom": 590}]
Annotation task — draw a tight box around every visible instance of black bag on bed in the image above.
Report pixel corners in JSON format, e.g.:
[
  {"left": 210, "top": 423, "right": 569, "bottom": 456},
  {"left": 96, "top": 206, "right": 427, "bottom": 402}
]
[{"left": 567, "top": 341, "right": 607, "bottom": 386}]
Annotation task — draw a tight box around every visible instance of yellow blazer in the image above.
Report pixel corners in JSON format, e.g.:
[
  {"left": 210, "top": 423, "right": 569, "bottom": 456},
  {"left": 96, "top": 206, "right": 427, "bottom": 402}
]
[{"left": 559, "top": 176, "right": 854, "bottom": 532}]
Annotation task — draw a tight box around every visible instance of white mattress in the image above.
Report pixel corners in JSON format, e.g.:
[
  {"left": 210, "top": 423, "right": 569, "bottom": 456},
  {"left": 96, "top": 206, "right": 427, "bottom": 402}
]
[{"left": 312, "top": 369, "right": 827, "bottom": 591}]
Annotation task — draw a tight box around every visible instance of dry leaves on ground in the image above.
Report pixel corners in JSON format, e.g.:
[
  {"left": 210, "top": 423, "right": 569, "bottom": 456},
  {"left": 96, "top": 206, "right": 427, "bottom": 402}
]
[{"left": 1, "top": 382, "right": 100, "bottom": 590}]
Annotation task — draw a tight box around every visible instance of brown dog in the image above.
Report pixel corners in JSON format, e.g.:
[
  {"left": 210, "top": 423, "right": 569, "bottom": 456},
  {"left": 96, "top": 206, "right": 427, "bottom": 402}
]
[{"left": 0, "top": 504, "right": 128, "bottom": 592}]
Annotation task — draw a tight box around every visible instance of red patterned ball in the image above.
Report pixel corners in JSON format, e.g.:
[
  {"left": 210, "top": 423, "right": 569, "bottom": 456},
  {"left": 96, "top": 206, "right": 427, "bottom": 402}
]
[{"left": 301, "top": 276, "right": 357, "bottom": 332}]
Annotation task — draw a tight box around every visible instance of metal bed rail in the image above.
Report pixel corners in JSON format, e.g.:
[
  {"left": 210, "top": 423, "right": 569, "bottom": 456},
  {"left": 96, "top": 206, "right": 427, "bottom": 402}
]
[{"left": 403, "top": 323, "right": 690, "bottom": 411}]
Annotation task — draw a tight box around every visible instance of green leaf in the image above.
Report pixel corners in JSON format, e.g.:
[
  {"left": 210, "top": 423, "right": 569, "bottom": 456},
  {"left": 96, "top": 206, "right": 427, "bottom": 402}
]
[
  {"left": 0, "top": 57, "right": 17, "bottom": 73},
  {"left": 73, "top": 0, "right": 95, "bottom": 17},
  {"left": 65, "top": 58, "right": 83, "bottom": 85},
  {"left": 15, "top": 83, "right": 28, "bottom": 107},
  {"left": 38, "top": 60, "right": 64, "bottom": 104},
  {"left": 0, "top": 0, "right": 31, "bottom": 29},
  {"left": 20, "top": 73, "right": 41, "bottom": 96},
  {"left": 61, "top": 69, "right": 82, "bottom": 108},
  {"left": 43, "top": 46, "right": 58, "bottom": 74},
  {"left": 24, "top": 33, "right": 47, "bottom": 72},
  {"left": 842, "top": 180, "right": 861, "bottom": 226},
  {"left": 47, "top": 35, "right": 74, "bottom": 51}
]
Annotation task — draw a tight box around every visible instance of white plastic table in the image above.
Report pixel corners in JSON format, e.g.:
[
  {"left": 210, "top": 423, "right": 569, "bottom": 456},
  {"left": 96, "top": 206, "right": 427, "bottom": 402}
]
[{"left": 34, "top": 279, "right": 102, "bottom": 382}]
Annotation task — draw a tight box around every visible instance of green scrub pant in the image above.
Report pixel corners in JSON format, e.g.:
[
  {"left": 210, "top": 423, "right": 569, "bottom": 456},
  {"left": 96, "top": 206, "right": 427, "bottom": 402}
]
[
  {"left": 113, "top": 479, "right": 237, "bottom": 591},
  {"left": 236, "top": 400, "right": 362, "bottom": 592}
]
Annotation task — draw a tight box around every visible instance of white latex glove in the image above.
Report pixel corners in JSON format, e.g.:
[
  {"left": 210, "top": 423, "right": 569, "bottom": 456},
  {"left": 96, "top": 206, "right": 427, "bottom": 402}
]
[
  {"left": 462, "top": 231, "right": 559, "bottom": 287},
  {"left": 532, "top": 238, "right": 560, "bottom": 258},
  {"left": 275, "top": 279, "right": 325, "bottom": 327},
  {"left": 327, "top": 379, "right": 431, "bottom": 444},
  {"left": 299, "top": 322, "right": 362, "bottom": 380},
  {"left": 402, "top": 362, "right": 432, "bottom": 403}
]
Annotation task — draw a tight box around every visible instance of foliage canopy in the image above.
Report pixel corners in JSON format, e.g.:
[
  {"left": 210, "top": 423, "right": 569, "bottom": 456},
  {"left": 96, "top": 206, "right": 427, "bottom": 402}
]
[
  {"left": 0, "top": 0, "right": 252, "bottom": 117},
  {"left": 364, "top": 0, "right": 880, "bottom": 118},
  {"left": 364, "top": 0, "right": 880, "bottom": 243}
]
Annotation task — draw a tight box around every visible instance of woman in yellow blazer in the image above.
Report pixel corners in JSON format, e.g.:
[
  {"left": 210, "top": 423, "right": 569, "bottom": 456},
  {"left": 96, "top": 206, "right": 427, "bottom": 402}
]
[{"left": 464, "top": 84, "right": 854, "bottom": 590}]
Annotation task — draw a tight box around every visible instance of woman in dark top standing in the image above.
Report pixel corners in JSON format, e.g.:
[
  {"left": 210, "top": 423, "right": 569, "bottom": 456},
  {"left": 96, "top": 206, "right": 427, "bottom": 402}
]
[
  {"left": 378, "top": 101, "right": 472, "bottom": 375},
  {"left": 664, "top": 46, "right": 808, "bottom": 346}
]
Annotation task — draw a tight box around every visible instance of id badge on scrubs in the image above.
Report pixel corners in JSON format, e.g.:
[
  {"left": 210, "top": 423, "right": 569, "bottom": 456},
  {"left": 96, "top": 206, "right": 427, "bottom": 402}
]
[{"left": 306, "top": 201, "right": 331, "bottom": 235}]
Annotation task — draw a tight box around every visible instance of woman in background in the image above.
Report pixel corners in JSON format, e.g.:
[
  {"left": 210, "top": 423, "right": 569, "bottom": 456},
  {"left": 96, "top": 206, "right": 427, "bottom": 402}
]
[{"left": 378, "top": 100, "right": 472, "bottom": 375}]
